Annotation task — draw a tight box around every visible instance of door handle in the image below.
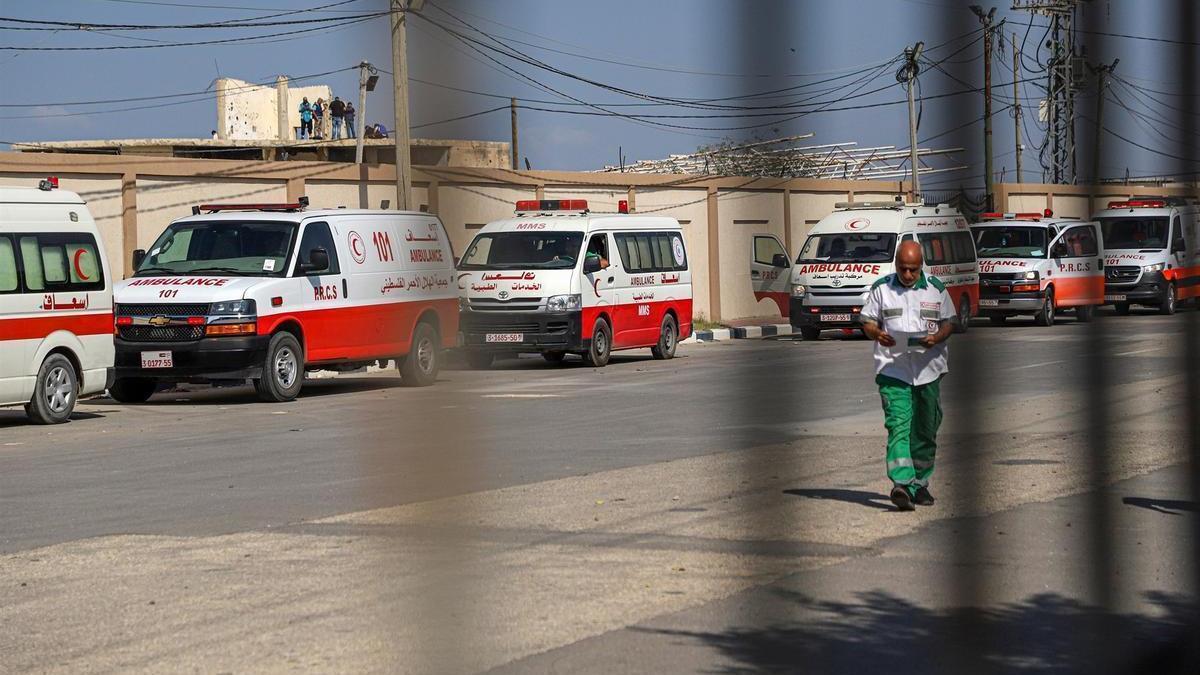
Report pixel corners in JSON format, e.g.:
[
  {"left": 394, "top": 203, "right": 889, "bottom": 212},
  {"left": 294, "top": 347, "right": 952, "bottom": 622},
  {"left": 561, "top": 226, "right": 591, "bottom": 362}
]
[
  {"left": 607, "top": 276, "right": 615, "bottom": 283},
  {"left": 342, "top": 279, "right": 348, "bottom": 298}
]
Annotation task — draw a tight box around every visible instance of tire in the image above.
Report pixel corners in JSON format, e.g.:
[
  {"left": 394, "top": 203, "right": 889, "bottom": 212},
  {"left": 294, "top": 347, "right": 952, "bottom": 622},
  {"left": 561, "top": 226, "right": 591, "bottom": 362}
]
[
  {"left": 542, "top": 351, "right": 567, "bottom": 364},
  {"left": 1114, "top": 302, "right": 1131, "bottom": 316},
  {"left": 954, "top": 295, "right": 971, "bottom": 333},
  {"left": 465, "top": 350, "right": 494, "bottom": 369},
  {"left": 799, "top": 326, "right": 822, "bottom": 341},
  {"left": 1035, "top": 288, "right": 1056, "bottom": 327},
  {"left": 27, "top": 354, "right": 78, "bottom": 425},
  {"left": 988, "top": 314, "right": 1007, "bottom": 326},
  {"left": 109, "top": 377, "right": 156, "bottom": 404},
  {"left": 1076, "top": 304, "right": 1095, "bottom": 323},
  {"left": 253, "top": 332, "right": 304, "bottom": 402},
  {"left": 651, "top": 314, "right": 679, "bottom": 360},
  {"left": 585, "top": 318, "right": 612, "bottom": 367},
  {"left": 1160, "top": 282, "right": 1178, "bottom": 316},
  {"left": 400, "top": 321, "right": 440, "bottom": 387}
]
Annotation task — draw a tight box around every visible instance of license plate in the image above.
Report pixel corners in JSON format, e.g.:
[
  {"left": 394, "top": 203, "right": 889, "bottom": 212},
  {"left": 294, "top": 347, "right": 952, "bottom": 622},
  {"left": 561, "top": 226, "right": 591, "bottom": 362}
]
[
  {"left": 820, "top": 313, "right": 852, "bottom": 323},
  {"left": 485, "top": 333, "right": 523, "bottom": 343},
  {"left": 979, "top": 299, "right": 999, "bottom": 307},
  {"left": 1105, "top": 294, "right": 1127, "bottom": 302},
  {"left": 141, "top": 351, "right": 173, "bottom": 369}
]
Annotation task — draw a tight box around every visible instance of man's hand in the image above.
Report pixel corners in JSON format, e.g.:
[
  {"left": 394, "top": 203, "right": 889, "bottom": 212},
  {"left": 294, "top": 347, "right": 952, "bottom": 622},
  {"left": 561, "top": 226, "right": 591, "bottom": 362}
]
[
  {"left": 920, "top": 320, "right": 955, "bottom": 348},
  {"left": 862, "top": 321, "right": 895, "bottom": 347}
]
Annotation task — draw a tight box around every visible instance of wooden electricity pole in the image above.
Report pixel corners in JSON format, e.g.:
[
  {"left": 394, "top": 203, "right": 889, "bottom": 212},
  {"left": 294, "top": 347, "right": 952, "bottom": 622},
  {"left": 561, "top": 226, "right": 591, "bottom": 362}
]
[{"left": 390, "top": 0, "right": 424, "bottom": 210}]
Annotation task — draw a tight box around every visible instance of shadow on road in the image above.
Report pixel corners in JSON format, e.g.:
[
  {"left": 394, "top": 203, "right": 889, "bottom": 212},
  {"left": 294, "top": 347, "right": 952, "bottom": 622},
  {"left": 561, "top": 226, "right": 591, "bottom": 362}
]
[
  {"left": 783, "top": 488, "right": 894, "bottom": 511},
  {"left": 0, "top": 410, "right": 106, "bottom": 429},
  {"left": 635, "top": 589, "right": 1197, "bottom": 674},
  {"left": 1123, "top": 497, "right": 1200, "bottom": 516}
]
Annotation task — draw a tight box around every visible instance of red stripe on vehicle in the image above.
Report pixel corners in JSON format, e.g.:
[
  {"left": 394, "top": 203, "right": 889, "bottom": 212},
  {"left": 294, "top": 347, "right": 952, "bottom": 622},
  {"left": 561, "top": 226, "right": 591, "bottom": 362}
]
[
  {"left": 257, "top": 299, "right": 458, "bottom": 363},
  {"left": 0, "top": 312, "right": 113, "bottom": 341}
]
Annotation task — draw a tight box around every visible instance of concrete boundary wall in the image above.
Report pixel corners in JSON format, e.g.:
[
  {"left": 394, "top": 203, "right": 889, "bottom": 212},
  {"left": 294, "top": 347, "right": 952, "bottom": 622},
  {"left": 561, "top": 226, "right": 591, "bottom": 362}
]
[{"left": 1, "top": 152, "right": 1195, "bottom": 322}]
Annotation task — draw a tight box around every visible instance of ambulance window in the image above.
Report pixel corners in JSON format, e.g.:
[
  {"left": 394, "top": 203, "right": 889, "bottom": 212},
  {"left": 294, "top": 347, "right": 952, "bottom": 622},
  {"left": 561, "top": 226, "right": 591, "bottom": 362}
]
[
  {"left": 155, "top": 228, "right": 194, "bottom": 264},
  {"left": 950, "top": 232, "right": 976, "bottom": 263},
  {"left": 918, "top": 233, "right": 950, "bottom": 265},
  {"left": 0, "top": 237, "right": 16, "bottom": 293},
  {"left": 636, "top": 236, "right": 655, "bottom": 270},
  {"left": 297, "top": 222, "right": 341, "bottom": 275},
  {"left": 1070, "top": 226, "right": 1099, "bottom": 257},
  {"left": 19, "top": 234, "right": 105, "bottom": 292},
  {"left": 754, "top": 236, "right": 788, "bottom": 266},
  {"left": 586, "top": 233, "right": 608, "bottom": 263},
  {"left": 1172, "top": 217, "right": 1185, "bottom": 250}
]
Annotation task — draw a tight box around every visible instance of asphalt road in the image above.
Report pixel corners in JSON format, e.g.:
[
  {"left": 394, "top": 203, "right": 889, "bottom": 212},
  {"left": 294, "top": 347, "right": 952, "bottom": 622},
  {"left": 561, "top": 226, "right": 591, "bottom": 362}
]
[{"left": 1, "top": 308, "right": 1197, "bottom": 672}]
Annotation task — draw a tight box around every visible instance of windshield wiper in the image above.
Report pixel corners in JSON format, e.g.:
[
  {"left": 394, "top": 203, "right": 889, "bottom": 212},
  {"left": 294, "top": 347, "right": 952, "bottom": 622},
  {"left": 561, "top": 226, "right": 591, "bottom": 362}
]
[
  {"left": 133, "top": 266, "right": 177, "bottom": 276},
  {"left": 187, "top": 267, "right": 261, "bottom": 276}
]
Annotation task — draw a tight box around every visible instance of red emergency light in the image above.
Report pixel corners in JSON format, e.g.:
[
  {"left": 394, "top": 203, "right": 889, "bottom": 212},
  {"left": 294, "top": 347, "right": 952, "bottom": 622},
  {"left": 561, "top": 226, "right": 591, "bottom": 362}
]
[
  {"left": 979, "top": 212, "right": 1042, "bottom": 221},
  {"left": 618, "top": 199, "right": 629, "bottom": 214},
  {"left": 514, "top": 199, "right": 589, "bottom": 213},
  {"left": 980, "top": 212, "right": 1004, "bottom": 219},
  {"left": 1044, "top": 208, "right": 1054, "bottom": 217},
  {"left": 38, "top": 176, "right": 59, "bottom": 191}
]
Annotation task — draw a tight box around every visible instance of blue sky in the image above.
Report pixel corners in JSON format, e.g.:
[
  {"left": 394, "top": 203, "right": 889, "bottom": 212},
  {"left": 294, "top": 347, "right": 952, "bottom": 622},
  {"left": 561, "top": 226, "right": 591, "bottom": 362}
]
[{"left": 0, "top": 1, "right": 1196, "bottom": 186}]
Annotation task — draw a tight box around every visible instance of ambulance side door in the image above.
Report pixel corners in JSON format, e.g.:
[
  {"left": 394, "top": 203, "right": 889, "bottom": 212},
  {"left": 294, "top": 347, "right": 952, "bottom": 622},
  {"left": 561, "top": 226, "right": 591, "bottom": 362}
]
[
  {"left": 1169, "top": 215, "right": 1189, "bottom": 287},
  {"left": 292, "top": 220, "right": 347, "bottom": 362},
  {"left": 0, "top": 233, "right": 31, "bottom": 401},
  {"left": 583, "top": 231, "right": 619, "bottom": 344},
  {"left": 750, "top": 234, "right": 791, "bottom": 317},
  {"left": 1048, "top": 223, "right": 1103, "bottom": 306}
]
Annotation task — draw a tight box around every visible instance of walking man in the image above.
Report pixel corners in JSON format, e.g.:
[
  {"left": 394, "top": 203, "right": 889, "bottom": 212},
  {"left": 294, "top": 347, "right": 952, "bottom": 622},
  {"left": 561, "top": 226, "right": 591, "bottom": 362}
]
[
  {"left": 860, "top": 240, "right": 957, "bottom": 511},
  {"left": 329, "top": 96, "right": 346, "bottom": 140},
  {"left": 298, "top": 97, "right": 313, "bottom": 139}
]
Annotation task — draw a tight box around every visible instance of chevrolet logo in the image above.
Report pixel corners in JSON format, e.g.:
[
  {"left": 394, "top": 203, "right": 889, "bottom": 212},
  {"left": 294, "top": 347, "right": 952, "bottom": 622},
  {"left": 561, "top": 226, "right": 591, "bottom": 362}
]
[{"left": 147, "top": 315, "right": 172, "bottom": 327}]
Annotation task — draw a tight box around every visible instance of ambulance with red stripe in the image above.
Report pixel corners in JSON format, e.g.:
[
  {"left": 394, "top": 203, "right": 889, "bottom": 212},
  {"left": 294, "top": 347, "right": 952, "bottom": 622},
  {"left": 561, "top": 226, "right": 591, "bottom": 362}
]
[
  {"left": 1095, "top": 198, "right": 1200, "bottom": 315},
  {"left": 457, "top": 199, "right": 692, "bottom": 368},
  {"left": 970, "top": 210, "right": 1104, "bottom": 326},
  {"left": 781, "top": 200, "right": 978, "bottom": 340},
  {"left": 110, "top": 200, "right": 456, "bottom": 403},
  {"left": 0, "top": 177, "right": 114, "bottom": 424}
]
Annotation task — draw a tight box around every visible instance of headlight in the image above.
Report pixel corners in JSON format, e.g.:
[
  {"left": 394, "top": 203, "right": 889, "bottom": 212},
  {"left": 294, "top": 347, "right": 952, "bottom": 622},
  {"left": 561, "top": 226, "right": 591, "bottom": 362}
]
[
  {"left": 791, "top": 284, "right": 807, "bottom": 298},
  {"left": 210, "top": 299, "right": 255, "bottom": 315},
  {"left": 547, "top": 294, "right": 582, "bottom": 312},
  {"left": 1023, "top": 271, "right": 1039, "bottom": 280},
  {"left": 1144, "top": 263, "right": 1165, "bottom": 273}
]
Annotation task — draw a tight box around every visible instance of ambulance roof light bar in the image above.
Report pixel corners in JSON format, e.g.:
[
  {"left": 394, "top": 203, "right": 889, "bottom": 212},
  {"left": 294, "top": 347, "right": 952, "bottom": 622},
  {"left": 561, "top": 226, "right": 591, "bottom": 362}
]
[
  {"left": 1107, "top": 199, "right": 1166, "bottom": 209},
  {"left": 979, "top": 212, "right": 1044, "bottom": 221},
  {"left": 834, "top": 196, "right": 906, "bottom": 211},
  {"left": 38, "top": 176, "right": 58, "bottom": 191},
  {"left": 514, "top": 199, "right": 589, "bottom": 214},
  {"left": 193, "top": 195, "right": 309, "bottom": 215}
]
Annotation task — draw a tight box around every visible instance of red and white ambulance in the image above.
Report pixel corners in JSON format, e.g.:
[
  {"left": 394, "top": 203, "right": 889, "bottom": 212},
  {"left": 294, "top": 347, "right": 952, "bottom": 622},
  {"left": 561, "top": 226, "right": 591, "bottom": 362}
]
[
  {"left": 457, "top": 199, "right": 692, "bottom": 367},
  {"left": 970, "top": 211, "right": 1104, "bottom": 325},
  {"left": 111, "top": 200, "right": 457, "bottom": 402},
  {"left": 1095, "top": 198, "right": 1200, "bottom": 315},
  {"left": 0, "top": 178, "right": 114, "bottom": 424},
  {"left": 777, "top": 200, "right": 979, "bottom": 340}
]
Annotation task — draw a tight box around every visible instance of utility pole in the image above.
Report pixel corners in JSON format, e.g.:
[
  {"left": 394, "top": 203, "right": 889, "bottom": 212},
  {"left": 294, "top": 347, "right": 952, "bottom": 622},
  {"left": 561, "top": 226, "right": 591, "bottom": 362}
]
[
  {"left": 1012, "top": 0, "right": 1082, "bottom": 184},
  {"left": 1090, "top": 59, "right": 1118, "bottom": 185},
  {"left": 390, "top": 0, "right": 424, "bottom": 210},
  {"left": 1012, "top": 32, "right": 1023, "bottom": 183},
  {"left": 355, "top": 61, "right": 378, "bottom": 165},
  {"left": 971, "top": 6, "right": 998, "bottom": 210},
  {"left": 900, "top": 42, "right": 924, "bottom": 201},
  {"left": 510, "top": 97, "right": 519, "bottom": 170}
]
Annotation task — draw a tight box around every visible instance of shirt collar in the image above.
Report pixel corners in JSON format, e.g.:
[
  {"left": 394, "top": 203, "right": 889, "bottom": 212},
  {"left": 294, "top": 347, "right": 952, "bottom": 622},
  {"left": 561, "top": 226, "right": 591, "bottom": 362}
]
[{"left": 892, "top": 271, "right": 928, "bottom": 290}]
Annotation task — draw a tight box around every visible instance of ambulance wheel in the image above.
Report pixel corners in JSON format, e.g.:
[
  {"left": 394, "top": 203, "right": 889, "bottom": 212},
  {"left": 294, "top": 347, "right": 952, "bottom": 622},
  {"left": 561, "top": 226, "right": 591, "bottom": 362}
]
[
  {"left": 954, "top": 295, "right": 971, "bottom": 333},
  {"left": 1076, "top": 305, "right": 1095, "bottom": 323},
  {"left": 27, "top": 354, "right": 77, "bottom": 425},
  {"left": 400, "top": 322, "right": 440, "bottom": 387},
  {"left": 651, "top": 314, "right": 678, "bottom": 360},
  {"left": 109, "top": 377, "right": 156, "bottom": 404},
  {"left": 988, "top": 314, "right": 1007, "bottom": 325},
  {"left": 465, "top": 350, "right": 494, "bottom": 369},
  {"left": 799, "top": 326, "right": 822, "bottom": 341},
  {"left": 1035, "top": 289, "right": 1056, "bottom": 327},
  {"left": 1160, "top": 283, "right": 1177, "bottom": 315},
  {"left": 1114, "top": 302, "right": 1131, "bottom": 315},
  {"left": 586, "top": 318, "right": 612, "bottom": 367},
  {"left": 254, "top": 332, "right": 304, "bottom": 402},
  {"left": 542, "top": 351, "right": 567, "bottom": 364}
]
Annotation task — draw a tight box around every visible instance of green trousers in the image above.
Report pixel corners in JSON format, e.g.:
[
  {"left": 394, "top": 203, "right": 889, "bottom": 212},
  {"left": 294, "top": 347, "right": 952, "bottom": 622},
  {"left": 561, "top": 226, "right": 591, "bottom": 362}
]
[{"left": 877, "top": 374, "right": 943, "bottom": 496}]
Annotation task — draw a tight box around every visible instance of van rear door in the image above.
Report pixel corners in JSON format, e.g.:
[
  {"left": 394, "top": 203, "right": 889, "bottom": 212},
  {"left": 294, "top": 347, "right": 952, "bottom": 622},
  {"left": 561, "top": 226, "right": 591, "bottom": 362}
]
[{"left": 750, "top": 234, "right": 791, "bottom": 317}]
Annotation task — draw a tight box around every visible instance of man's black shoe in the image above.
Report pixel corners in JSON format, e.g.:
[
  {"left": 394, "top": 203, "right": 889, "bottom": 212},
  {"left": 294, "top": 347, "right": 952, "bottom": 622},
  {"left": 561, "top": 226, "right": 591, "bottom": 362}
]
[
  {"left": 890, "top": 486, "right": 915, "bottom": 512},
  {"left": 914, "top": 487, "right": 935, "bottom": 506}
]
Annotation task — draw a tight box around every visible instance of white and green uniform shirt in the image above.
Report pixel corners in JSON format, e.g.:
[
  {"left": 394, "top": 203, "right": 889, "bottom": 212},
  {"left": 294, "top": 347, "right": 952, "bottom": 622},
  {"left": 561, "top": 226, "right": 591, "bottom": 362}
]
[{"left": 860, "top": 272, "right": 955, "bottom": 386}]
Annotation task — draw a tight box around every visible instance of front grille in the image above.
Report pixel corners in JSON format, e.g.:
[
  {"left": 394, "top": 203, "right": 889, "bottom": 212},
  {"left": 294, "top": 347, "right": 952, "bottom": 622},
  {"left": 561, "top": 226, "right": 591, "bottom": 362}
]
[
  {"left": 981, "top": 273, "right": 1022, "bottom": 282},
  {"left": 1107, "top": 265, "right": 1140, "bottom": 282},
  {"left": 119, "top": 325, "right": 205, "bottom": 342},
  {"left": 117, "top": 303, "right": 210, "bottom": 317},
  {"left": 469, "top": 298, "right": 542, "bottom": 311}
]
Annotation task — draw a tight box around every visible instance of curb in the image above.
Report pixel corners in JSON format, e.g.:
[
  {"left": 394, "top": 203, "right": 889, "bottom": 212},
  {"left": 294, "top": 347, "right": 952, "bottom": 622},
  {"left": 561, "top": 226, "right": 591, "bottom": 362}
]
[{"left": 696, "top": 323, "right": 795, "bottom": 341}]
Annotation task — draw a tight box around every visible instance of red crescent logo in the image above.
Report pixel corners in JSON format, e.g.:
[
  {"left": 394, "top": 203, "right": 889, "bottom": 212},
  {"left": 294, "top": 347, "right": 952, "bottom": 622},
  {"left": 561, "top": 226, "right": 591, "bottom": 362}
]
[
  {"left": 348, "top": 231, "right": 366, "bottom": 264},
  {"left": 73, "top": 249, "right": 91, "bottom": 281},
  {"left": 845, "top": 218, "right": 870, "bottom": 231}
]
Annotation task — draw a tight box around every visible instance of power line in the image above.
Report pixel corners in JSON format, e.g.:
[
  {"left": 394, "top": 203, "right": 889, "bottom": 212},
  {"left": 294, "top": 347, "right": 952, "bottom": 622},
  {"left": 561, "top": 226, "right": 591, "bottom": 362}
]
[
  {"left": 0, "top": 15, "right": 379, "bottom": 50},
  {"left": 0, "top": 1, "right": 380, "bottom": 30},
  {"left": 91, "top": 0, "right": 373, "bottom": 12}
]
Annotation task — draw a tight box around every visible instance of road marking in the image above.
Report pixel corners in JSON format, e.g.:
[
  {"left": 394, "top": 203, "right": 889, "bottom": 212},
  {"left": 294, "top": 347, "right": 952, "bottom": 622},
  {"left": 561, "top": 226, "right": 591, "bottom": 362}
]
[
  {"left": 482, "top": 394, "right": 563, "bottom": 399},
  {"left": 1114, "top": 346, "right": 1165, "bottom": 357},
  {"left": 1011, "top": 359, "right": 1066, "bottom": 370}
]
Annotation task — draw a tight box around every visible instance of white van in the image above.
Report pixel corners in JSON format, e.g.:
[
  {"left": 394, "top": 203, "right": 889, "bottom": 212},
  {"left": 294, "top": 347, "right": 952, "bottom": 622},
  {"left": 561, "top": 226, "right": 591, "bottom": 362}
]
[
  {"left": 0, "top": 177, "right": 114, "bottom": 424},
  {"left": 971, "top": 211, "right": 1104, "bottom": 325},
  {"left": 1095, "top": 198, "right": 1200, "bottom": 315},
  {"left": 457, "top": 199, "right": 693, "bottom": 367},
  {"left": 767, "top": 200, "right": 978, "bottom": 340},
  {"left": 112, "top": 200, "right": 457, "bottom": 402}
]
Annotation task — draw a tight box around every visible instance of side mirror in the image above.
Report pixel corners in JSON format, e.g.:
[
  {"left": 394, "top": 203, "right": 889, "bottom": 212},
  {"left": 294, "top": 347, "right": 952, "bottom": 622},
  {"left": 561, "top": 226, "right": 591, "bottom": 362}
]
[
  {"left": 771, "top": 253, "right": 790, "bottom": 268},
  {"left": 131, "top": 249, "right": 147, "bottom": 270},
  {"left": 583, "top": 256, "right": 602, "bottom": 274},
  {"left": 1173, "top": 240, "right": 1186, "bottom": 253},
  {"left": 301, "top": 247, "right": 330, "bottom": 273}
]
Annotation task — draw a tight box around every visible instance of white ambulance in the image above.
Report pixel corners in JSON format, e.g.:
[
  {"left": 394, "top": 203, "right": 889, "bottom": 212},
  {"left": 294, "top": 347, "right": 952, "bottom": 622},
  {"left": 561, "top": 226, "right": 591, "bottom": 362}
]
[
  {"left": 111, "top": 199, "right": 457, "bottom": 402},
  {"left": 457, "top": 199, "right": 692, "bottom": 367},
  {"left": 1095, "top": 198, "right": 1200, "bottom": 315},
  {"left": 0, "top": 177, "right": 114, "bottom": 424},
  {"left": 774, "top": 200, "right": 979, "bottom": 340},
  {"left": 970, "top": 211, "right": 1105, "bottom": 325}
]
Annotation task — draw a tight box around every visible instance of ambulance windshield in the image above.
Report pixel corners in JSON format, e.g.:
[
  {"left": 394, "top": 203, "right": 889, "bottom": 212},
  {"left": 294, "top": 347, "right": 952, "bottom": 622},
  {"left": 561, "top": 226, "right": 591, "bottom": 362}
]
[
  {"left": 973, "top": 226, "right": 1049, "bottom": 258},
  {"left": 136, "top": 221, "right": 296, "bottom": 277},
  {"left": 459, "top": 231, "right": 584, "bottom": 270},
  {"left": 1099, "top": 217, "right": 1168, "bottom": 250},
  {"left": 796, "top": 233, "right": 896, "bottom": 264}
]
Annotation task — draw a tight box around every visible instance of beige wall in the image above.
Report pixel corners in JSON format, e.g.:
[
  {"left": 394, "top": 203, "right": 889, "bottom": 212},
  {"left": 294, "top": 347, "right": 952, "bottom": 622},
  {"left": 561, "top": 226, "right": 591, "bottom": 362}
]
[
  {"left": 718, "top": 191, "right": 786, "bottom": 320},
  {"left": 437, "top": 184, "right": 535, "bottom": 255},
  {"left": 135, "top": 178, "right": 289, "bottom": 250},
  {"left": 217, "top": 78, "right": 331, "bottom": 141}
]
